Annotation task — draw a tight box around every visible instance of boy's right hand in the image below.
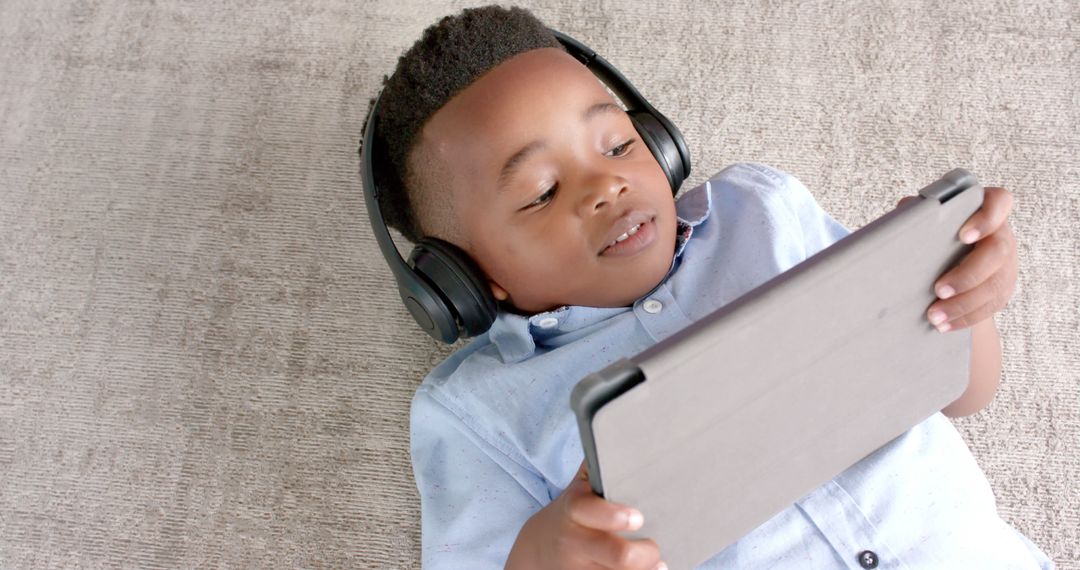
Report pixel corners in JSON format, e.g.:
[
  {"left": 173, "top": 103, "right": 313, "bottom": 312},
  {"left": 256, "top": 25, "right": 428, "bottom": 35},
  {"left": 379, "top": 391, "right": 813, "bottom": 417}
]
[{"left": 505, "top": 460, "right": 666, "bottom": 570}]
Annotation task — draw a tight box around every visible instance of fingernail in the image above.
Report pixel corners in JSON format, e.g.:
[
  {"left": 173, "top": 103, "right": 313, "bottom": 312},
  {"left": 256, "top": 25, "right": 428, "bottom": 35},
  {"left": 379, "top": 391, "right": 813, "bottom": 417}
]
[
  {"left": 928, "top": 309, "right": 947, "bottom": 325},
  {"left": 936, "top": 322, "right": 951, "bottom": 333},
  {"left": 625, "top": 509, "right": 643, "bottom": 530},
  {"left": 656, "top": 562, "right": 669, "bottom": 570},
  {"left": 961, "top": 229, "right": 980, "bottom": 244},
  {"left": 936, "top": 285, "right": 955, "bottom": 299}
]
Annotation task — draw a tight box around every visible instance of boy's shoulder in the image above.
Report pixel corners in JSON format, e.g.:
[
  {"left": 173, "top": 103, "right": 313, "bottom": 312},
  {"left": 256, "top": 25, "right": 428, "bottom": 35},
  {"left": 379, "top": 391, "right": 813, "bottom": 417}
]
[
  {"left": 702, "top": 161, "right": 817, "bottom": 206},
  {"left": 701, "top": 161, "right": 848, "bottom": 256},
  {"left": 409, "top": 309, "right": 636, "bottom": 482},
  {"left": 710, "top": 161, "right": 794, "bottom": 184},
  {"left": 412, "top": 306, "right": 637, "bottom": 408},
  {"left": 670, "top": 161, "right": 822, "bottom": 235}
]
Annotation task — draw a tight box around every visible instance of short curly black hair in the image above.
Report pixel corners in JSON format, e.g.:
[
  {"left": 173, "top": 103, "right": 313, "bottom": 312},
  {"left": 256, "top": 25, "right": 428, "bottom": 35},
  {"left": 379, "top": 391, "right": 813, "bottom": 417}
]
[{"left": 360, "top": 5, "right": 563, "bottom": 244}]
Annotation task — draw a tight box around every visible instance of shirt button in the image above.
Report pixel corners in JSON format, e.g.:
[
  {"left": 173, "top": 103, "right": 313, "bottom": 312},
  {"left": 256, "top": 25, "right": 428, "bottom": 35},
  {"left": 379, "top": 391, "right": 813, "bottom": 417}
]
[
  {"left": 536, "top": 317, "right": 559, "bottom": 329},
  {"left": 642, "top": 299, "right": 663, "bottom": 314},
  {"left": 857, "top": 550, "right": 879, "bottom": 569}
]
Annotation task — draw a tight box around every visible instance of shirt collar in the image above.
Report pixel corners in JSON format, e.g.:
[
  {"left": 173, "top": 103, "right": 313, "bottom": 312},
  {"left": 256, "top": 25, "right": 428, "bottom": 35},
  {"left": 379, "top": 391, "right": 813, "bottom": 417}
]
[{"left": 487, "top": 181, "right": 713, "bottom": 363}]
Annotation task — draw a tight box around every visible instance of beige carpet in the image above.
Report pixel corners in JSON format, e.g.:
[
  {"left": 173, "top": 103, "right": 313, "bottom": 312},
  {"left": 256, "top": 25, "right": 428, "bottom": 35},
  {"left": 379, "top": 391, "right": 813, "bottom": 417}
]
[{"left": 1, "top": 0, "right": 1077, "bottom": 567}]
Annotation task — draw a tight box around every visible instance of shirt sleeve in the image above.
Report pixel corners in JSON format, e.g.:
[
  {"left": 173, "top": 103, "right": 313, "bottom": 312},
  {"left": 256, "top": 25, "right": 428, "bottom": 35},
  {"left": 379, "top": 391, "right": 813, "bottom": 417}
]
[
  {"left": 769, "top": 165, "right": 853, "bottom": 257},
  {"left": 410, "top": 386, "right": 549, "bottom": 569}
]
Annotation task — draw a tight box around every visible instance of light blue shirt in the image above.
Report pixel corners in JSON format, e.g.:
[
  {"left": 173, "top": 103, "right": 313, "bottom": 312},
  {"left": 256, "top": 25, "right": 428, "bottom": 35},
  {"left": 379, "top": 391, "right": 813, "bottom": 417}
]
[{"left": 409, "top": 163, "right": 1053, "bottom": 569}]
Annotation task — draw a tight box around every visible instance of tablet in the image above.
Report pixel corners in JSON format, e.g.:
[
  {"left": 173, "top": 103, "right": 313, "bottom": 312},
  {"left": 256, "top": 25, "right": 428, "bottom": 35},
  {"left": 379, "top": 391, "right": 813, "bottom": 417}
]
[{"left": 569, "top": 168, "right": 983, "bottom": 569}]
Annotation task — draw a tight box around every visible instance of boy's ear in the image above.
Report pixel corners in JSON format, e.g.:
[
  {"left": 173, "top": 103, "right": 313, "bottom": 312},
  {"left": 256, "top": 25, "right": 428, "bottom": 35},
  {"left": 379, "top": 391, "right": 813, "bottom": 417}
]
[{"left": 488, "top": 280, "right": 509, "bottom": 302}]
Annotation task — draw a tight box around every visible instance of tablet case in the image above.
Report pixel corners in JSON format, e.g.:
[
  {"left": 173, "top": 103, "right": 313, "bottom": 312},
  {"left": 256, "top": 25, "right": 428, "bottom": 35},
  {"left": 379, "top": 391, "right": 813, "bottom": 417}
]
[{"left": 570, "top": 168, "right": 984, "bottom": 569}]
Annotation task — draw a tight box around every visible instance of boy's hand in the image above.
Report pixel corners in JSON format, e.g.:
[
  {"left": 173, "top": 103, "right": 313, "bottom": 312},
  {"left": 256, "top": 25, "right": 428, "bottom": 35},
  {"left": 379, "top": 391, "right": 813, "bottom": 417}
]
[
  {"left": 505, "top": 460, "right": 666, "bottom": 570},
  {"left": 897, "top": 186, "right": 1018, "bottom": 332}
]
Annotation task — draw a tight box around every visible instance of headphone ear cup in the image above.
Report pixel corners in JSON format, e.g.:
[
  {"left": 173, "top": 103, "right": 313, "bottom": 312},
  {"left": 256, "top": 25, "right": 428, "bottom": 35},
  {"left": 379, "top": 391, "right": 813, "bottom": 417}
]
[
  {"left": 394, "top": 266, "right": 462, "bottom": 344},
  {"left": 629, "top": 111, "right": 690, "bottom": 193},
  {"left": 409, "top": 237, "right": 499, "bottom": 339}
]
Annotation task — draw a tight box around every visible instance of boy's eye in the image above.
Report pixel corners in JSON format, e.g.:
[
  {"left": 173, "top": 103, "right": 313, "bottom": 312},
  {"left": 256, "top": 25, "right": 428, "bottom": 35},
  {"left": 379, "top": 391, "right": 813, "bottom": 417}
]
[
  {"left": 519, "top": 139, "right": 635, "bottom": 211},
  {"left": 606, "top": 138, "right": 635, "bottom": 157},
  {"left": 524, "top": 183, "right": 557, "bottom": 209}
]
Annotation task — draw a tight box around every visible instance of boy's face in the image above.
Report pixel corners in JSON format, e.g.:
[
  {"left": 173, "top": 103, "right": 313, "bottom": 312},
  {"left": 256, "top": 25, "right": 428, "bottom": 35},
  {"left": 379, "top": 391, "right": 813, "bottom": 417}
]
[{"left": 412, "top": 47, "right": 678, "bottom": 314}]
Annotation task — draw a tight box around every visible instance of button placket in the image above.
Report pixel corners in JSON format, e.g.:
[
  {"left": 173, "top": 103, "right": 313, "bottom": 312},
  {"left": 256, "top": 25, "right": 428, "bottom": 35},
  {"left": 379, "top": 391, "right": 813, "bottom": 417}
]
[
  {"left": 633, "top": 285, "right": 691, "bottom": 343},
  {"left": 794, "top": 481, "right": 907, "bottom": 569}
]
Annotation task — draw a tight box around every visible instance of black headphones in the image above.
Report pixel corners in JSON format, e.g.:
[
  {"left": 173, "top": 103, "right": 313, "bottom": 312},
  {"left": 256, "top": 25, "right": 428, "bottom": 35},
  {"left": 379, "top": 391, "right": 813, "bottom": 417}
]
[{"left": 360, "top": 29, "right": 692, "bottom": 344}]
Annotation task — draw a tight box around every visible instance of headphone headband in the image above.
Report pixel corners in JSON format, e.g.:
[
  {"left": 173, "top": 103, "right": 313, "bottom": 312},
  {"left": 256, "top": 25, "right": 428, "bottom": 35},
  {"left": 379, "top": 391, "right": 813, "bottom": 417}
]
[
  {"left": 548, "top": 30, "right": 692, "bottom": 181},
  {"left": 360, "top": 96, "right": 406, "bottom": 286}
]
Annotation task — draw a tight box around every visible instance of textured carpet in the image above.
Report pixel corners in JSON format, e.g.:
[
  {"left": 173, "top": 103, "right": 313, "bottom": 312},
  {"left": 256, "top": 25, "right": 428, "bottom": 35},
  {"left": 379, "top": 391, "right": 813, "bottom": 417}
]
[{"left": 1, "top": 0, "right": 1077, "bottom": 568}]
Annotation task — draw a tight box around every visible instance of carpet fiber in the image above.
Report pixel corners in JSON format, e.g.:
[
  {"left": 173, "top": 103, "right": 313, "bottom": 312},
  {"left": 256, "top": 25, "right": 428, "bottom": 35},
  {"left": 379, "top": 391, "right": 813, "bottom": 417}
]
[{"left": 1, "top": 1, "right": 1077, "bottom": 567}]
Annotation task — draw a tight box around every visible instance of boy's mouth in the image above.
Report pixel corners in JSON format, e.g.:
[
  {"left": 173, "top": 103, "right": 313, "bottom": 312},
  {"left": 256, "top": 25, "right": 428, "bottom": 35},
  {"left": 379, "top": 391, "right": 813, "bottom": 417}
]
[{"left": 599, "top": 212, "right": 656, "bottom": 257}]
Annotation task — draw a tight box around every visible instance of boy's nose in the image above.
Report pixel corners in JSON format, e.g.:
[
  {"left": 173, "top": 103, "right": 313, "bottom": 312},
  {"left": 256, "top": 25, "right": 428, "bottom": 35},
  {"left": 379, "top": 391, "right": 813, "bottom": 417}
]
[{"left": 579, "top": 174, "right": 629, "bottom": 215}]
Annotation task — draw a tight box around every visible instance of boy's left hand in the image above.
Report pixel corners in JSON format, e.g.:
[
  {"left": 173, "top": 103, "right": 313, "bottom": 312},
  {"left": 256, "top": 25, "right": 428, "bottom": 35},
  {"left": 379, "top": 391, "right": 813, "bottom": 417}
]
[{"left": 897, "top": 187, "right": 1018, "bottom": 333}]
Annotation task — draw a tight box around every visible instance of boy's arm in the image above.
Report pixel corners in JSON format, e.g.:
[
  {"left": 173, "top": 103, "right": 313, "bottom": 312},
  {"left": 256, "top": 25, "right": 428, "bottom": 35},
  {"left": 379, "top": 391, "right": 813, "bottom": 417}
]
[{"left": 942, "top": 318, "right": 1002, "bottom": 417}]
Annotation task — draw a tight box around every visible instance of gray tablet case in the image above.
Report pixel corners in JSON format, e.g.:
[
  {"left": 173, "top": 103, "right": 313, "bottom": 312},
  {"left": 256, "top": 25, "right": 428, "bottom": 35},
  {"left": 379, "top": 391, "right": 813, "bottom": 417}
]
[{"left": 570, "top": 168, "right": 984, "bottom": 569}]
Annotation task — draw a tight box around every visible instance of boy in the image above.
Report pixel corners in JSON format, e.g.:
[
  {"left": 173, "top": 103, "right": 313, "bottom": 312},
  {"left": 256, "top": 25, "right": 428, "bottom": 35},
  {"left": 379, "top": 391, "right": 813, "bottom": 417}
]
[{"left": 362, "top": 5, "right": 1051, "bottom": 569}]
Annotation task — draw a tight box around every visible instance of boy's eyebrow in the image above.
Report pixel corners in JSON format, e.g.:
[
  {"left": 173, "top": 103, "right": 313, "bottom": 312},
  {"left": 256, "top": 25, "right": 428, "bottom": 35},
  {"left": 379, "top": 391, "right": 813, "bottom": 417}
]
[{"left": 497, "top": 101, "right": 624, "bottom": 191}]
